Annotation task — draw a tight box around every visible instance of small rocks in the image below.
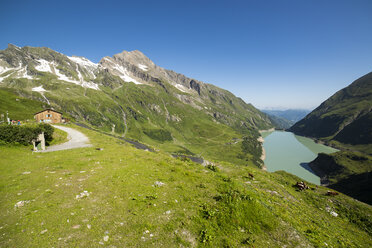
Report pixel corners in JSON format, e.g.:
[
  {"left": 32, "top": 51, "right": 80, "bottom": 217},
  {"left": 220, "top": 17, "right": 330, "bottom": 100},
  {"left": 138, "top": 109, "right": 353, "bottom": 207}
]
[
  {"left": 165, "top": 210, "right": 171, "bottom": 215},
  {"left": 87, "top": 224, "right": 91, "bottom": 229},
  {"left": 294, "top": 181, "right": 309, "bottom": 190},
  {"left": 40, "top": 229, "right": 48, "bottom": 234},
  {"left": 326, "top": 191, "right": 339, "bottom": 196},
  {"left": 142, "top": 230, "right": 154, "bottom": 240},
  {"left": 103, "top": 235, "right": 109, "bottom": 242},
  {"left": 154, "top": 181, "right": 165, "bottom": 187},
  {"left": 72, "top": 225, "right": 81, "bottom": 229},
  {"left": 14, "top": 200, "right": 30, "bottom": 208},
  {"left": 22, "top": 171, "right": 31, "bottom": 175},
  {"left": 76, "top": 190, "right": 90, "bottom": 199},
  {"left": 325, "top": 206, "right": 338, "bottom": 217},
  {"left": 330, "top": 211, "right": 338, "bottom": 217}
]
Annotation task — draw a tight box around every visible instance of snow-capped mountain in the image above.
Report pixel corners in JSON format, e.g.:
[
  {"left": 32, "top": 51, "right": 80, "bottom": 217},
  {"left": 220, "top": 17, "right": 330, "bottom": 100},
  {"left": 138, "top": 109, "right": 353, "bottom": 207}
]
[
  {"left": 0, "top": 43, "right": 274, "bottom": 166},
  {"left": 0, "top": 44, "right": 203, "bottom": 95}
]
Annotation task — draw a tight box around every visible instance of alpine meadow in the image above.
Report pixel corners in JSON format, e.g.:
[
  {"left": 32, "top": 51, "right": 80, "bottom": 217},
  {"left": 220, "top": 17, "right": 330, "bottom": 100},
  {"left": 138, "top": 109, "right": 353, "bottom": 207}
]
[{"left": 1, "top": 1, "right": 372, "bottom": 247}]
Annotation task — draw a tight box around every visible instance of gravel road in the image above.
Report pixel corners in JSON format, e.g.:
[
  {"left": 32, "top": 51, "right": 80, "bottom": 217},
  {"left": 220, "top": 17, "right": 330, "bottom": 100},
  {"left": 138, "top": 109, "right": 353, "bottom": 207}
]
[{"left": 40, "top": 125, "right": 92, "bottom": 152}]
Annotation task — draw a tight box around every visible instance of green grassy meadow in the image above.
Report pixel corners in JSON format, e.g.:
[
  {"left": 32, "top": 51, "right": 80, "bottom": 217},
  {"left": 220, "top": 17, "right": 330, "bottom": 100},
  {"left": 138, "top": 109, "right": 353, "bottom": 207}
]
[{"left": 0, "top": 125, "right": 371, "bottom": 247}]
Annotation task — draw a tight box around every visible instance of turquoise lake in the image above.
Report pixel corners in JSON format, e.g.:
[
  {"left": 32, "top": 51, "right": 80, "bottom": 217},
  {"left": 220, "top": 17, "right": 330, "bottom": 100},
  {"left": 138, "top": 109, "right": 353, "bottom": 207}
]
[{"left": 262, "top": 131, "right": 338, "bottom": 185}]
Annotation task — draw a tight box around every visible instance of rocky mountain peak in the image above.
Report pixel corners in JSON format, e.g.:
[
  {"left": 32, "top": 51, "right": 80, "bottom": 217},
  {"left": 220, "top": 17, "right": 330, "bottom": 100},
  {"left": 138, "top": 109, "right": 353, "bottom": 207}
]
[
  {"left": 8, "top": 43, "right": 21, "bottom": 49},
  {"left": 112, "top": 50, "right": 155, "bottom": 69}
]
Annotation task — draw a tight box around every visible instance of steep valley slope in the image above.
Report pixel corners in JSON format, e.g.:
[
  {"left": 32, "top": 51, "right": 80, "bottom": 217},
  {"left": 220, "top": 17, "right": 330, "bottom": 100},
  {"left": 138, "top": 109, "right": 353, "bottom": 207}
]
[
  {"left": 289, "top": 72, "right": 372, "bottom": 154},
  {"left": 289, "top": 72, "right": 372, "bottom": 204}
]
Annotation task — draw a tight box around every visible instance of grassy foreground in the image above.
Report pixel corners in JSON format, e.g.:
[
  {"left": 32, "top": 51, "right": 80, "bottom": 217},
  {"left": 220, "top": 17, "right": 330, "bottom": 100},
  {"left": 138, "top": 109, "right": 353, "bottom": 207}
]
[{"left": 0, "top": 125, "right": 371, "bottom": 247}]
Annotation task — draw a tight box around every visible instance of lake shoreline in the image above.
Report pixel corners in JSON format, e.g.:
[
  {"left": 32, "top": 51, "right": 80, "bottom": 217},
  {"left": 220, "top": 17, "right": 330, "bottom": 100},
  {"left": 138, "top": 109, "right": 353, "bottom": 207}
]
[
  {"left": 257, "top": 136, "right": 267, "bottom": 171},
  {"left": 261, "top": 130, "right": 338, "bottom": 185}
]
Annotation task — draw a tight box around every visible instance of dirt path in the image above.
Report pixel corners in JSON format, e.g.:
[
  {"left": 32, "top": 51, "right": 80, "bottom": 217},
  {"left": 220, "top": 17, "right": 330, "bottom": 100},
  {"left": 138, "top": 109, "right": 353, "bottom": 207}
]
[{"left": 40, "top": 125, "right": 92, "bottom": 153}]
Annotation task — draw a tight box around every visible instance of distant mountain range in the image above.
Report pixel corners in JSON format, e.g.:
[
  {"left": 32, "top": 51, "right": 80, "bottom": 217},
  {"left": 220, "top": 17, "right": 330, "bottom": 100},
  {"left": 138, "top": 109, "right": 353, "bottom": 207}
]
[
  {"left": 261, "top": 109, "right": 310, "bottom": 129},
  {"left": 0, "top": 44, "right": 273, "bottom": 166}
]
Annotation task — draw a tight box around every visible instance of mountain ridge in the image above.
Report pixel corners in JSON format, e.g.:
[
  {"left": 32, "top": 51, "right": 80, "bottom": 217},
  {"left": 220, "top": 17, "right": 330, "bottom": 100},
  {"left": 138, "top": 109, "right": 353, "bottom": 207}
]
[
  {"left": 0, "top": 44, "right": 272, "bottom": 167},
  {"left": 289, "top": 72, "right": 372, "bottom": 154}
]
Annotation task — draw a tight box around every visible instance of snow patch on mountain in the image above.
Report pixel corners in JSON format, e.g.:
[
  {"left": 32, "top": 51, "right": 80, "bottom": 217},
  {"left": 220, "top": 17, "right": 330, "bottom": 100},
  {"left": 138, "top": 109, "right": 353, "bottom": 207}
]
[
  {"left": 0, "top": 65, "right": 13, "bottom": 75},
  {"left": 16, "top": 66, "right": 34, "bottom": 80},
  {"left": 75, "top": 65, "right": 100, "bottom": 90},
  {"left": 54, "top": 67, "right": 99, "bottom": 90},
  {"left": 138, "top": 64, "right": 148, "bottom": 71},
  {"left": 68, "top": 56, "right": 98, "bottom": 68},
  {"left": 0, "top": 72, "right": 15, "bottom": 82},
  {"left": 100, "top": 57, "right": 143, "bottom": 85},
  {"left": 34, "top": 58, "right": 99, "bottom": 90},
  {"left": 113, "top": 64, "right": 142, "bottom": 85},
  {"left": 32, "top": 85, "right": 46, "bottom": 92},
  {"left": 32, "top": 85, "right": 50, "bottom": 104},
  {"left": 175, "top": 84, "right": 189, "bottom": 93},
  {"left": 0, "top": 63, "right": 22, "bottom": 82},
  {"left": 68, "top": 56, "right": 98, "bottom": 79},
  {"left": 35, "top": 59, "right": 53, "bottom": 73}
]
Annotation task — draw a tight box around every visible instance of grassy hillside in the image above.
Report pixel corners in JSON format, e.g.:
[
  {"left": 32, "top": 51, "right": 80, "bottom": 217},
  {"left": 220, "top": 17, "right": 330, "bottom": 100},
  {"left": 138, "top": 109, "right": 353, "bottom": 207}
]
[
  {"left": 0, "top": 88, "right": 46, "bottom": 122},
  {"left": 309, "top": 151, "right": 372, "bottom": 204},
  {"left": 0, "top": 125, "right": 371, "bottom": 247},
  {"left": 289, "top": 72, "right": 372, "bottom": 154},
  {"left": 265, "top": 114, "right": 293, "bottom": 129},
  {"left": 0, "top": 82, "right": 262, "bottom": 167}
]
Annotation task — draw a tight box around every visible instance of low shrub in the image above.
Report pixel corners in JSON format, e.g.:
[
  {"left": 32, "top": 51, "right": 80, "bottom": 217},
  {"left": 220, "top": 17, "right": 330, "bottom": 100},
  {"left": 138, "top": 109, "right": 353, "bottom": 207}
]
[
  {"left": 143, "top": 128, "right": 173, "bottom": 142},
  {"left": 0, "top": 124, "right": 54, "bottom": 145}
]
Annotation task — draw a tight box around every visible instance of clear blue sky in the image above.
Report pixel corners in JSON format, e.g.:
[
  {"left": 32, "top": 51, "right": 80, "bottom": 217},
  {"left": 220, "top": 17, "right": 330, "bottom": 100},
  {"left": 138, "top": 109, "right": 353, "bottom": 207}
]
[{"left": 1, "top": 0, "right": 372, "bottom": 109}]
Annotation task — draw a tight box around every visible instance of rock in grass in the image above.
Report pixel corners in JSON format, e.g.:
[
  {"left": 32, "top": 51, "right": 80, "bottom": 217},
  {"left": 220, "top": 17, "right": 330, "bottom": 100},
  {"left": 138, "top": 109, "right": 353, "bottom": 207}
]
[
  {"left": 40, "top": 229, "right": 48, "bottom": 234},
  {"left": 330, "top": 211, "right": 338, "bottom": 217},
  {"left": 76, "top": 191, "right": 90, "bottom": 199},
  {"left": 103, "top": 235, "right": 109, "bottom": 242},
  {"left": 14, "top": 200, "right": 30, "bottom": 208},
  {"left": 154, "top": 181, "right": 165, "bottom": 187}
]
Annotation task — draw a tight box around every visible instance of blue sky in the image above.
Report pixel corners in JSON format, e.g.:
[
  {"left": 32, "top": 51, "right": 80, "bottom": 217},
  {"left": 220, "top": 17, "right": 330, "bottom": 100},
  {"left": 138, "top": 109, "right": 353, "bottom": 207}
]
[{"left": 1, "top": 0, "right": 371, "bottom": 109}]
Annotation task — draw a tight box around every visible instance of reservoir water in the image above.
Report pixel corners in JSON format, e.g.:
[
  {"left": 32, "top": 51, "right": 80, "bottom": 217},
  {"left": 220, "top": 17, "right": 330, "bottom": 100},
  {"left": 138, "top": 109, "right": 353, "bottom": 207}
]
[{"left": 262, "top": 131, "right": 338, "bottom": 185}]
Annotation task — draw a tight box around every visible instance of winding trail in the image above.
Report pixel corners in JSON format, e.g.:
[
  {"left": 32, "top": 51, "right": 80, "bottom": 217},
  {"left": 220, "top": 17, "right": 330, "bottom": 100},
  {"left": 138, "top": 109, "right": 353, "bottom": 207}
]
[{"left": 40, "top": 125, "right": 92, "bottom": 153}]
